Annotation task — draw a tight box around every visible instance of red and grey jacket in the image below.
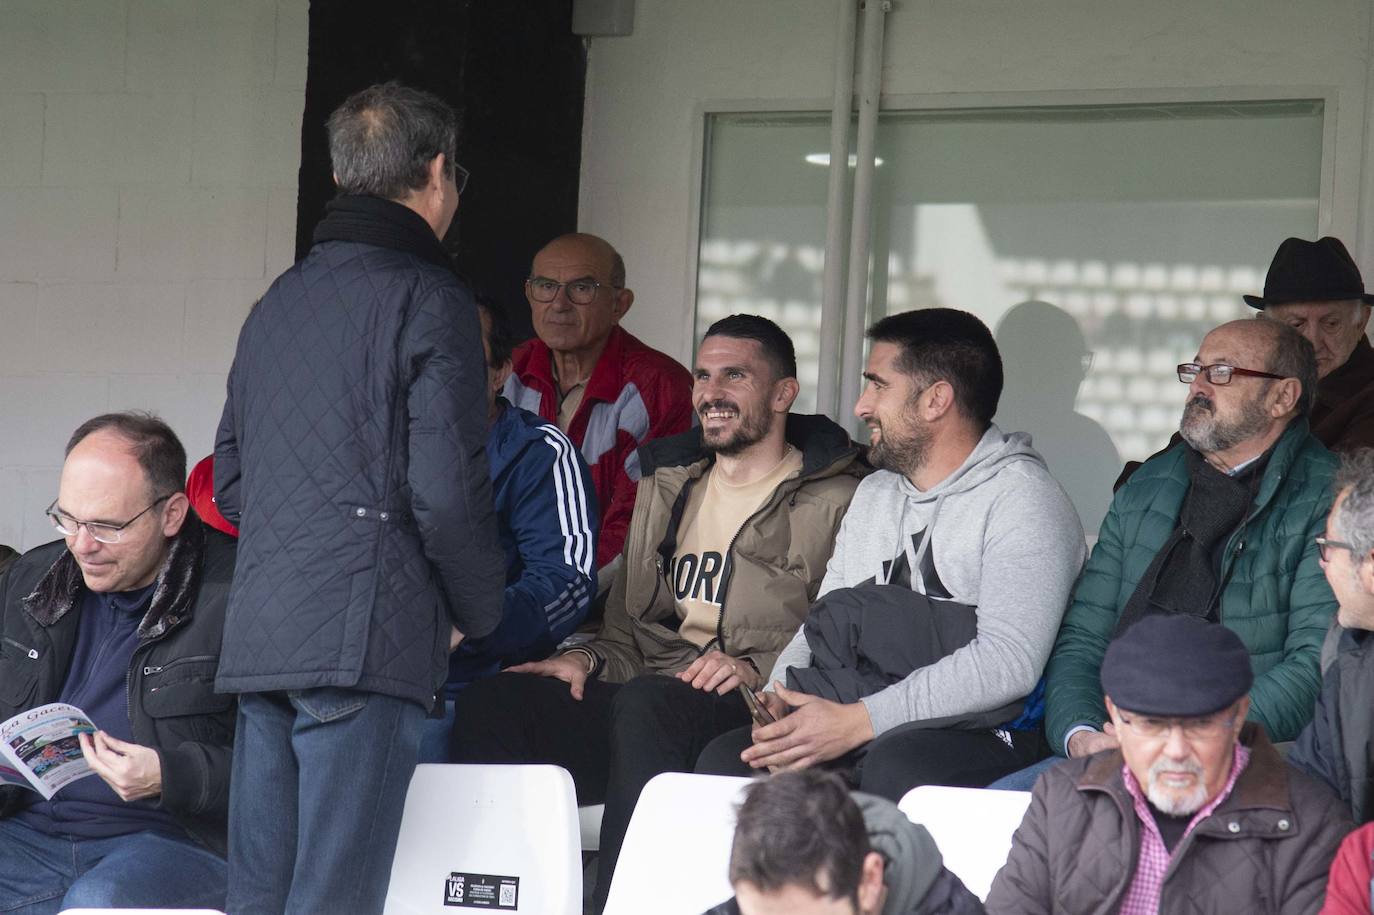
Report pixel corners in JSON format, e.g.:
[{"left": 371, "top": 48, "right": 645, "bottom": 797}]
[{"left": 505, "top": 326, "right": 693, "bottom": 570}]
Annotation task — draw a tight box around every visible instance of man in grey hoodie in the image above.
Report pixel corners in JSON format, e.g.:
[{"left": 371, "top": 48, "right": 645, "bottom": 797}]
[
  {"left": 702, "top": 769, "right": 983, "bottom": 915},
  {"left": 697, "top": 308, "right": 1085, "bottom": 799}
]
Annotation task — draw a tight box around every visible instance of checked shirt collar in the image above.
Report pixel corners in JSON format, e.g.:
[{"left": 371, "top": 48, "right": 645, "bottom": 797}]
[{"left": 1117, "top": 742, "right": 1251, "bottom": 915}]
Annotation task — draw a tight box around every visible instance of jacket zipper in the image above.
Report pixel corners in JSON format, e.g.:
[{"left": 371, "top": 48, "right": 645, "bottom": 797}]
[
  {"left": 142, "top": 654, "right": 217, "bottom": 677},
  {"left": 125, "top": 609, "right": 192, "bottom": 729},
  {"left": 3, "top": 636, "right": 38, "bottom": 659}
]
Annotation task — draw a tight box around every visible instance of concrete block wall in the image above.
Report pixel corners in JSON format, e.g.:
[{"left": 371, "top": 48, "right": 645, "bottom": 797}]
[{"left": 0, "top": 0, "right": 308, "bottom": 551}]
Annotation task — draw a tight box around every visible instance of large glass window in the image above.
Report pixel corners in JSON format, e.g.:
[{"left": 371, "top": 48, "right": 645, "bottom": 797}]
[{"left": 696, "top": 100, "right": 1323, "bottom": 532}]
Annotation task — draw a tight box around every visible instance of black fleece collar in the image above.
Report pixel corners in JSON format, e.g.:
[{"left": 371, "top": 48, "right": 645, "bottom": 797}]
[
  {"left": 638, "top": 412, "right": 860, "bottom": 478},
  {"left": 311, "top": 195, "right": 454, "bottom": 273},
  {"left": 22, "top": 518, "right": 207, "bottom": 641}
]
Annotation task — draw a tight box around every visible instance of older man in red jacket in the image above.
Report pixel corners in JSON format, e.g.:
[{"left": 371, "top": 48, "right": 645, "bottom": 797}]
[{"left": 505, "top": 233, "right": 693, "bottom": 580}]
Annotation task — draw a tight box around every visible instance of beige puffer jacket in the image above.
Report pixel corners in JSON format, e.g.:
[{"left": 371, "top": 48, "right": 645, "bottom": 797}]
[{"left": 582, "top": 413, "right": 867, "bottom": 684}]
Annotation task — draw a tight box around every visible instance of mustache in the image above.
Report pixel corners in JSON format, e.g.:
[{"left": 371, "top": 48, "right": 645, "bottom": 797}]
[
  {"left": 1185, "top": 394, "right": 1214, "bottom": 413},
  {"left": 698, "top": 400, "right": 740, "bottom": 414},
  {"left": 1149, "top": 755, "right": 1204, "bottom": 780}
]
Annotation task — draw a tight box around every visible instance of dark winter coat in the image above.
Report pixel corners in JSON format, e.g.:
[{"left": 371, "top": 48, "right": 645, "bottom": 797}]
[
  {"left": 213, "top": 196, "right": 504, "bottom": 709},
  {"left": 986, "top": 725, "right": 1352, "bottom": 914},
  {"left": 1045, "top": 419, "right": 1338, "bottom": 750},
  {"left": 1289, "top": 624, "right": 1374, "bottom": 823},
  {"left": 0, "top": 521, "right": 237, "bottom": 856}
]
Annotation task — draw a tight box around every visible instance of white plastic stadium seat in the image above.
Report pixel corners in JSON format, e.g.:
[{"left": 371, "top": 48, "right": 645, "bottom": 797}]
[
  {"left": 383, "top": 764, "right": 581, "bottom": 915},
  {"left": 897, "top": 785, "right": 1032, "bottom": 901},
  {"left": 579, "top": 802, "right": 604, "bottom": 851},
  {"left": 602, "top": 772, "right": 753, "bottom": 915}
]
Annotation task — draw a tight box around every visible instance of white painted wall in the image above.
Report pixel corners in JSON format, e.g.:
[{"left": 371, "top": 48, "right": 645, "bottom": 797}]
[
  {"left": 578, "top": 0, "right": 1374, "bottom": 367},
  {"left": 0, "top": 0, "right": 306, "bottom": 551}
]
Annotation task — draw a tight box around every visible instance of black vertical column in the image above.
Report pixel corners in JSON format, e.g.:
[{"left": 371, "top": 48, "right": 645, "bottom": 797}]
[{"left": 295, "top": 0, "right": 586, "bottom": 340}]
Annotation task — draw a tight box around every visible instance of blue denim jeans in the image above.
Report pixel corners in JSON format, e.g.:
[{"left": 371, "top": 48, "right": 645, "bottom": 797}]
[
  {"left": 416, "top": 699, "right": 456, "bottom": 764},
  {"left": 986, "top": 754, "right": 1063, "bottom": 790},
  {"left": 0, "top": 819, "right": 226, "bottom": 913},
  {"left": 226, "top": 687, "right": 425, "bottom": 915}
]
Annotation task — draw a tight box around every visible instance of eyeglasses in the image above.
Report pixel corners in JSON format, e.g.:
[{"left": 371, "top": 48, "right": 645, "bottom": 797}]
[
  {"left": 525, "top": 277, "right": 621, "bottom": 306},
  {"left": 1116, "top": 710, "right": 1236, "bottom": 741},
  {"left": 1176, "top": 362, "right": 1287, "bottom": 385},
  {"left": 1316, "top": 536, "right": 1358, "bottom": 563},
  {"left": 450, "top": 161, "right": 469, "bottom": 196},
  {"left": 46, "top": 495, "right": 171, "bottom": 544}
]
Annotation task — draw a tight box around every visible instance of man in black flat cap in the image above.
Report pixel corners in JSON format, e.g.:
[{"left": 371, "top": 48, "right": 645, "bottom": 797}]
[
  {"left": 988, "top": 614, "right": 1352, "bottom": 915},
  {"left": 1251, "top": 237, "right": 1374, "bottom": 453}
]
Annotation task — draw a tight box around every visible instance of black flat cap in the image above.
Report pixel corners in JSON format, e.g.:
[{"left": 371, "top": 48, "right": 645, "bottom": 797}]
[{"left": 1101, "top": 615, "right": 1253, "bottom": 717}]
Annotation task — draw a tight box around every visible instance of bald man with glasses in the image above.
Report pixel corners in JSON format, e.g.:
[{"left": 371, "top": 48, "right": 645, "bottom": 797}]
[
  {"left": 505, "top": 233, "right": 693, "bottom": 581},
  {"left": 0, "top": 412, "right": 236, "bottom": 913}
]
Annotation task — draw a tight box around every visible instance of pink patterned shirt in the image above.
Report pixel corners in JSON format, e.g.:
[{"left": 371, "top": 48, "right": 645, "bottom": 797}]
[{"left": 1117, "top": 743, "right": 1252, "bottom": 915}]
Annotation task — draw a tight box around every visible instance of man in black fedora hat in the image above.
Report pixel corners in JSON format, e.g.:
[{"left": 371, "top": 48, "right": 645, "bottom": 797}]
[
  {"left": 1250, "top": 236, "right": 1374, "bottom": 453},
  {"left": 988, "top": 614, "right": 1352, "bottom": 914},
  {"left": 1114, "top": 236, "right": 1374, "bottom": 493}
]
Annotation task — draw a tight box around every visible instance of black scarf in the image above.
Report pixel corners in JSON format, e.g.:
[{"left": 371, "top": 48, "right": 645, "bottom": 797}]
[
  {"left": 1115, "top": 446, "right": 1268, "bottom": 635},
  {"left": 311, "top": 195, "right": 454, "bottom": 272}
]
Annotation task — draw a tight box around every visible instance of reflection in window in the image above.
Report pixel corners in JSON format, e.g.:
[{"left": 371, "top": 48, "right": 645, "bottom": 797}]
[{"left": 696, "top": 101, "right": 1323, "bottom": 532}]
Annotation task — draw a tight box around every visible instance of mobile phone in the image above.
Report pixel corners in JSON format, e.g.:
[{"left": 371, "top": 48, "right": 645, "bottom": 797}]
[{"left": 738, "top": 684, "right": 775, "bottom": 726}]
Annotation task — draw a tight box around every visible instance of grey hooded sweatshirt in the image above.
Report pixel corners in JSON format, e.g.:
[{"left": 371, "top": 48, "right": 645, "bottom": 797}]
[{"left": 767, "top": 424, "right": 1085, "bottom": 737}]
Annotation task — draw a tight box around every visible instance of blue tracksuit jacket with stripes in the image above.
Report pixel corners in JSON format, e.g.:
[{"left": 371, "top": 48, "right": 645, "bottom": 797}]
[{"left": 445, "top": 400, "right": 598, "bottom": 692}]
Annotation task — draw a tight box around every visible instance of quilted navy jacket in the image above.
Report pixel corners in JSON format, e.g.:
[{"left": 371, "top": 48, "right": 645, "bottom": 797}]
[{"left": 213, "top": 200, "right": 504, "bottom": 708}]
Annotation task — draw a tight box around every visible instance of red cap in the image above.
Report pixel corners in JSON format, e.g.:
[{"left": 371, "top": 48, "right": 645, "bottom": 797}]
[{"left": 186, "top": 455, "right": 239, "bottom": 538}]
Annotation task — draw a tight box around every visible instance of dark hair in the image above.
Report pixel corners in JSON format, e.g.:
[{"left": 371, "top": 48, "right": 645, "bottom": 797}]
[
  {"left": 65, "top": 412, "right": 187, "bottom": 498},
  {"left": 728, "top": 771, "right": 869, "bottom": 903},
  {"left": 326, "top": 82, "right": 459, "bottom": 200},
  {"left": 866, "top": 308, "right": 1003, "bottom": 426},
  {"left": 474, "top": 295, "right": 516, "bottom": 367},
  {"left": 610, "top": 251, "right": 627, "bottom": 289},
  {"left": 703, "top": 314, "right": 798, "bottom": 380},
  {"left": 1335, "top": 447, "right": 1374, "bottom": 559},
  {"left": 1254, "top": 319, "right": 1319, "bottom": 416}
]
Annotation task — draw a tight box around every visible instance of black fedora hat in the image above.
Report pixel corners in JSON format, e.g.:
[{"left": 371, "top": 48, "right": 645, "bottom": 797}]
[{"left": 1245, "top": 236, "right": 1374, "bottom": 309}]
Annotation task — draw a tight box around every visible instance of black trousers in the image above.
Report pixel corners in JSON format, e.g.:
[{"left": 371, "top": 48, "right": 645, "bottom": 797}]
[
  {"left": 450, "top": 671, "right": 752, "bottom": 913},
  {"left": 694, "top": 719, "right": 1050, "bottom": 801}
]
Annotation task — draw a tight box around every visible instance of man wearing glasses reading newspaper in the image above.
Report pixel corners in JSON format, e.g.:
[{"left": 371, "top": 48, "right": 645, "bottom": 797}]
[{"left": 0, "top": 412, "right": 236, "bottom": 913}]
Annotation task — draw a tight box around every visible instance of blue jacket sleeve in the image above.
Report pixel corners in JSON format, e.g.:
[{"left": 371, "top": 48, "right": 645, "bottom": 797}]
[{"left": 459, "top": 424, "right": 599, "bottom": 668}]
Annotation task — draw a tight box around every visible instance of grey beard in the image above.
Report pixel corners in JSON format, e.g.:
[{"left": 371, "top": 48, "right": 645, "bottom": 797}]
[
  {"left": 1145, "top": 757, "right": 1210, "bottom": 815},
  {"left": 1178, "top": 397, "right": 1270, "bottom": 453}
]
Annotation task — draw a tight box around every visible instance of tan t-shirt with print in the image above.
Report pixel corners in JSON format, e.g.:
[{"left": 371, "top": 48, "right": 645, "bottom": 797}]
[{"left": 670, "top": 447, "right": 804, "bottom": 647}]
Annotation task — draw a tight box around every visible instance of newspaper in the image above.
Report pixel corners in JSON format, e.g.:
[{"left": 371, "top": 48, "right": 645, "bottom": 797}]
[{"left": 0, "top": 703, "right": 97, "bottom": 799}]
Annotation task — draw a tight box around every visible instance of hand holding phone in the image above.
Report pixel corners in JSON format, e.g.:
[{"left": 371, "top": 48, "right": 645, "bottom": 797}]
[{"left": 738, "top": 683, "right": 776, "bottom": 726}]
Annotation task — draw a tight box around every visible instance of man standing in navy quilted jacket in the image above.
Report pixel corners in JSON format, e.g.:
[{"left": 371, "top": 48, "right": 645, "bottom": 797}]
[{"left": 213, "top": 83, "right": 504, "bottom": 915}]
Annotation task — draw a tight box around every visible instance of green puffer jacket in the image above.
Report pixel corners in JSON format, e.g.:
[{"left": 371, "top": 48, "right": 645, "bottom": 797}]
[{"left": 1045, "top": 419, "right": 1338, "bottom": 751}]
